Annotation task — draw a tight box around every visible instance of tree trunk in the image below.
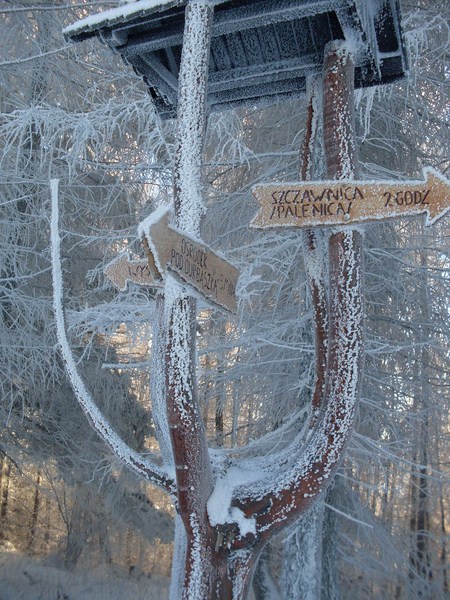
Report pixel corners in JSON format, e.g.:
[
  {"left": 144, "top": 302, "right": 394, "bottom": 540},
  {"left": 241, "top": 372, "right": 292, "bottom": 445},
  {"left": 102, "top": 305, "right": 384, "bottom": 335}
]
[
  {"left": 321, "top": 485, "right": 340, "bottom": 600},
  {"left": 281, "top": 75, "right": 327, "bottom": 599},
  {"left": 44, "top": 497, "right": 51, "bottom": 550},
  {"left": 408, "top": 224, "right": 433, "bottom": 597},
  {"left": 27, "top": 468, "right": 41, "bottom": 553},
  {"left": 0, "top": 459, "right": 12, "bottom": 542},
  {"left": 281, "top": 504, "right": 325, "bottom": 600},
  {"left": 439, "top": 484, "right": 448, "bottom": 597},
  {"left": 151, "top": 292, "right": 173, "bottom": 466},
  {"left": 253, "top": 545, "right": 280, "bottom": 600},
  {"left": 165, "top": 3, "right": 215, "bottom": 597},
  {"left": 281, "top": 42, "right": 359, "bottom": 600},
  {"left": 163, "top": 6, "right": 362, "bottom": 595},
  {"left": 64, "top": 487, "right": 91, "bottom": 570},
  {"left": 408, "top": 416, "right": 432, "bottom": 597}
]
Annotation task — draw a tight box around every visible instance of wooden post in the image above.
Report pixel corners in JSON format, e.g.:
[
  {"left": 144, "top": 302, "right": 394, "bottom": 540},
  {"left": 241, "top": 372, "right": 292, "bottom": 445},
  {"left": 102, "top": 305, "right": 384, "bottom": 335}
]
[
  {"left": 299, "top": 75, "right": 329, "bottom": 428},
  {"left": 322, "top": 38, "right": 364, "bottom": 471},
  {"left": 323, "top": 41, "right": 358, "bottom": 180},
  {"left": 164, "top": 2, "right": 215, "bottom": 596},
  {"left": 225, "top": 41, "right": 365, "bottom": 588}
]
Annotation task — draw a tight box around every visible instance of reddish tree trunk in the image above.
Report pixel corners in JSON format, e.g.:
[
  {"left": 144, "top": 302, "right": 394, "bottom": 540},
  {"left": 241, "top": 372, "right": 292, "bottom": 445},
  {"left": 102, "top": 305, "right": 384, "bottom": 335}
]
[
  {"left": 162, "top": 2, "right": 364, "bottom": 593},
  {"left": 164, "top": 3, "right": 215, "bottom": 597},
  {"left": 300, "top": 75, "right": 329, "bottom": 428}
]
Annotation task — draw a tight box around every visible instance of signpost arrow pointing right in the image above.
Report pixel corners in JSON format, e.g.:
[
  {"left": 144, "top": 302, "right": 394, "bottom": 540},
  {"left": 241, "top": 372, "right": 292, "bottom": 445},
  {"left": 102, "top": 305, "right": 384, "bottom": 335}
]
[{"left": 251, "top": 167, "right": 450, "bottom": 229}]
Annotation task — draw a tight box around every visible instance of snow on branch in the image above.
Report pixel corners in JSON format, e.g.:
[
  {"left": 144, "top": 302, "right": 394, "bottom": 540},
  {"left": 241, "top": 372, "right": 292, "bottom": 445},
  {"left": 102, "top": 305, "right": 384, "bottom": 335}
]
[
  {"left": 0, "top": 46, "right": 70, "bottom": 68},
  {"left": 50, "top": 179, "right": 175, "bottom": 497}
]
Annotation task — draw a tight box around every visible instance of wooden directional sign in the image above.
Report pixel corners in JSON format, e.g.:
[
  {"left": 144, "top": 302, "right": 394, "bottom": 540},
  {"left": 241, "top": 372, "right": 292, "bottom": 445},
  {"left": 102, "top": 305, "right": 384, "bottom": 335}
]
[
  {"left": 105, "top": 253, "right": 162, "bottom": 291},
  {"left": 251, "top": 168, "right": 450, "bottom": 229},
  {"left": 140, "top": 208, "right": 239, "bottom": 313}
]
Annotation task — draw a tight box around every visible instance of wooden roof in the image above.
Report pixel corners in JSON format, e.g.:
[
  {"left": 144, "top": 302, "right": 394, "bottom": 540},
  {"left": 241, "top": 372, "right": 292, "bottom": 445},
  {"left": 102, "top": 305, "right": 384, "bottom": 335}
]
[{"left": 65, "top": 0, "right": 407, "bottom": 117}]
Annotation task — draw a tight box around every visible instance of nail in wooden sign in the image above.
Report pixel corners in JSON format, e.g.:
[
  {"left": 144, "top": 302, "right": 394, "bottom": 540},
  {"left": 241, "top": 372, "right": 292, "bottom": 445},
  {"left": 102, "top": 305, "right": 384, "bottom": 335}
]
[
  {"left": 140, "top": 208, "right": 239, "bottom": 314},
  {"left": 105, "top": 253, "right": 162, "bottom": 291},
  {"left": 251, "top": 168, "right": 449, "bottom": 229}
]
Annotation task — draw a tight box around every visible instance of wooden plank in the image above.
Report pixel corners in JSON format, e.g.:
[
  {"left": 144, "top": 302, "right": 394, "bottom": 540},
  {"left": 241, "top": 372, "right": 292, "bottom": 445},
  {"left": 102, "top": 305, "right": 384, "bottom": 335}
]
[
  {"left": 256, "top": 24, "right": 281, "bottom": 63},
  {"left": 293, "top": 17, "right": 314, "bottom": 53},
  {"left": 125, "top": 54, "right": 178, "bottom": 104},
  {"left": 224, "top": 31, "right": 248, "bottom": 68},
  {"left": 308, "top": 12, "right": 334, "bottom": 52},
  {"left": 251, "top": 169, "right": 450, "bottom": 229},
  {"left": 142, "top": 209, "right": 239, "bottom": 313},
  {"left": 213, "top": 0, "right": 335, "bottom": 37},
  {"left": 211, "top": 87, "right": 307, "bottom": 113},
  {"left": 141, "top": 53, "right": 179, "bottom": 91},
  {"left": 274, "top": 21, "right": 301, "bottom": 59},
  {"left": 240, "top": 28, "right": 264, "bottom": 65},
  {"left": 210, "top": 76, "right": 308, "bottom": 105},
  {"left": 210, "top": 35, "right": 233, "bottom": 71},
  {"left": 105, "top": 253, "right": 161, "bottom": 291},
  {"left": 209, "top": 54, "right": 317, "bottom": 92}
]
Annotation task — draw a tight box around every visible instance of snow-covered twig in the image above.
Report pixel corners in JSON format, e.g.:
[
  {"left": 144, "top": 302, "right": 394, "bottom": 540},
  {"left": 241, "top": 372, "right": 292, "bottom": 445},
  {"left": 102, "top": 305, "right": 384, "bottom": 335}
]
[{"left": 50, "top": 178, "right": 176, "bottom": 497}]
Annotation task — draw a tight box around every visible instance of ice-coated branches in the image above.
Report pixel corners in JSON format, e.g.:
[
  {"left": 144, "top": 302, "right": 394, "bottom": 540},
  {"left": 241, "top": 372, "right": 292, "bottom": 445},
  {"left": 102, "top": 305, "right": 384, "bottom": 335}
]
[
  {"left": 205, "top": 40, "right": 364, "bottom": 555},
  {"left": 50, "top": 179, "right": 176, "bottom": 497}
]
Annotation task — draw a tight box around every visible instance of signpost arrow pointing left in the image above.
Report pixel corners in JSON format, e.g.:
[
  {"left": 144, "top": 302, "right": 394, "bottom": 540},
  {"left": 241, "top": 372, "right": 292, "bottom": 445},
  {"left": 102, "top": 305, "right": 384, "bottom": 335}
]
[
  {"left": 139, "top": 207, "right": 239, "bottom": 314},
  {"left": 105, "top": 252, "right": 162, "bottom": 291}
]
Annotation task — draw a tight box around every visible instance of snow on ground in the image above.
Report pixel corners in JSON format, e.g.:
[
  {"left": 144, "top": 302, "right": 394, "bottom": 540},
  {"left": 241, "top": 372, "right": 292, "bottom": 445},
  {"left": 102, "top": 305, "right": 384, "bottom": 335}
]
[{"left": 0, "top": 552, "right": 169, "bottom": 600}]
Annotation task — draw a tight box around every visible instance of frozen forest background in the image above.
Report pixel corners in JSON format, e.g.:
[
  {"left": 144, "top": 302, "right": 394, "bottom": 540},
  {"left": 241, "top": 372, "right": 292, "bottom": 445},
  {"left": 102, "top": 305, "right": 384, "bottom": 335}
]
[{"left": 0, "top": 1, "right": 448, "bottom": 598}]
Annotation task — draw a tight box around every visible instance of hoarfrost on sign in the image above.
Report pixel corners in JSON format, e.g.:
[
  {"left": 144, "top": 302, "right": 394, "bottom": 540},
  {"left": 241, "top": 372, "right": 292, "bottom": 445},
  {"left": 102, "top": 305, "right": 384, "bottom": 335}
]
[{"left": 138, "top": 204, "right": 172, "bottom": 279}]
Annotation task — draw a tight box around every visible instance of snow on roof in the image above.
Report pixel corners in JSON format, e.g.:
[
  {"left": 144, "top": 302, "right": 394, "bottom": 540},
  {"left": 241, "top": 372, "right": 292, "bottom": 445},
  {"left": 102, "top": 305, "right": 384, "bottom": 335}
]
[
  {"left": 63, "top": 0, "right": 406, "bottom": 116},
  {"left": 63, "top": 0, "right": 183, "bottom": 37}
]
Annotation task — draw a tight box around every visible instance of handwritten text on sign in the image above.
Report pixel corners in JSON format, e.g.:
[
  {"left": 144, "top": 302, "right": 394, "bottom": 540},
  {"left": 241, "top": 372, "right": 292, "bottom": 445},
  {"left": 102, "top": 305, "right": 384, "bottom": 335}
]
[
  {"left": 105, "top": 254, "right": 161, "bottom": 291},
  {"left": 169, "top": 236, "right": 236, "bottom": 306},
  {"left": 141, "top": 209, "right": 239, "bottom": 313},
  {"left": 251, "top": 168, "right": 449, "bottom": 229}
]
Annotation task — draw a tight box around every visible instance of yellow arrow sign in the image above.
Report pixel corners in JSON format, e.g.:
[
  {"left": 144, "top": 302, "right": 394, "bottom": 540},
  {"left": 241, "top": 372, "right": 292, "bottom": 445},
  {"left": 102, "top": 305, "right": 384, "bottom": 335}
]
[
  {"left": 105, "top": 253, "right": 162, "bottom": 291},
  {"left": 139, "top": 207, "right": 239, "bottom": 314},
  {"left": 251, "top": 168, "right": 450, "bottom": 229}
]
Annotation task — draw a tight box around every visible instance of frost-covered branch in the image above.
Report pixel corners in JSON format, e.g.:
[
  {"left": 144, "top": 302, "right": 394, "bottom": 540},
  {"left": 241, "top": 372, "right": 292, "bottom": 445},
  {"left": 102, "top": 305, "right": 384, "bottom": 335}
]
[
  {"left": 300, "top": 75, "right": 329, "bottom": 428},
  {"left": 51, "top": 178, "right": 176, "bottom": 496},
  {"left": 207, "top": 42, "right": 364, "bottom": 551},
  {"left": 0, "top": 46, "right": 70, "bottom": 67}
]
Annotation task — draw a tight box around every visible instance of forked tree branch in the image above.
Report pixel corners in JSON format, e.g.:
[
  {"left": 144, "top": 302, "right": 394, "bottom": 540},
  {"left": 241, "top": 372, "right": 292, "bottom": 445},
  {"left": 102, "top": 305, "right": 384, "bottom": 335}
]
[{"left": 228, "top": 40, "right": 364, "bottom": 547}]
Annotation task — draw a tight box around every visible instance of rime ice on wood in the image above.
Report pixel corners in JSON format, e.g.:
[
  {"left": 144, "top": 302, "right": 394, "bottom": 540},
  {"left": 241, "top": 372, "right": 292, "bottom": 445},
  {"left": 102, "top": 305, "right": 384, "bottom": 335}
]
[
  {"left": 105, "top": 252, "right": 162, "bottom": 290},
  {"left": 160, "top": 4, "right": 217, "bottom": 598},
  {"left": 58, "top": 1, "right": 410, "bottom": 598},
  {"left": 218, "top": 40, "right": 365, "bottom": 547},
  {"left": 63, "top": 0, "right": 407, "bottom": 117},
  {"left": 139, "top": 207, "right": 240, "bottom": 313},
  {"left": 62, "top": 0, "right": 181, "bottom": 38},
  {"left": 50, "top": 179, "right": 176, "bottom": 495},
  {"left": 251, "top": 168, "right": 450, "bottom": 229}
]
